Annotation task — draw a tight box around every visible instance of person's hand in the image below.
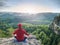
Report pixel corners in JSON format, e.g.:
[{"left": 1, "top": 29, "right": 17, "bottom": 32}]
[
  {"left": 28, "top": 35, "right": 32, "bottom": 37},
  {"left": 27, "top": 34, "right": 32, "bottom": 38},
  {"left": 27, "top": 35, "right": 36, "bottom": 39},
  {"left": 13, "top": 34, "right": 17, "bottom": 38}
]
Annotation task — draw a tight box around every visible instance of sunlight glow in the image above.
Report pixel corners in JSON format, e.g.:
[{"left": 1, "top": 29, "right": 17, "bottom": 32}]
[
  {"left": 1, "top": 5, "right": 58, "bottom": 14},
  {"left": 19, "top": 6, "right": 38, "bottom": 14}
]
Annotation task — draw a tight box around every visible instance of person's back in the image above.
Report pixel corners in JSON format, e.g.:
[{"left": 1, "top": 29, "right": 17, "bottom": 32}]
[{"left": 13, "top": 23, "right": 29, "bottom": 42}]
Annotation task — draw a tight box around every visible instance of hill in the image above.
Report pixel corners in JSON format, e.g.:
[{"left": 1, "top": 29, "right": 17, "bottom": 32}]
[{"left": 0, "top": 12, "right": 60, "bottom": 25}]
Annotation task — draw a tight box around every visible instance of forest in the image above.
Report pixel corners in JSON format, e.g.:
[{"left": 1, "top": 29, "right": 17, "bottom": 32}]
[
  {"left": 0, "top": 13, "right": 60, "bottom": 45},
  {"left": 0, "top": 23, "right": 60, "bottom": 45}
]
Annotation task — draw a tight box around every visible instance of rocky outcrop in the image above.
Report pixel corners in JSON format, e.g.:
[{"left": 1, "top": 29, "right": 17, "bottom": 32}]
[
  {"left": 49, "top": 14, "right": 60, "bottom": 35},
  {"left": 0, "top": 35, "right": 41, "bottom": 45}
]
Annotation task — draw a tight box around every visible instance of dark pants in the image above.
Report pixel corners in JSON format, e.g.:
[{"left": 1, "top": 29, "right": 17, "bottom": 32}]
[{"left": 14, "top": 37, "right": 27, "bottom": 43}]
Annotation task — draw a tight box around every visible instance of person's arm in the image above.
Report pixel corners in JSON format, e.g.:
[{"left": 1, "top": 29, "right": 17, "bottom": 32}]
[
  {"left": 13, "top": 30, "right": 17, "bottom": 38},
  {"left": 13, "top": 30, "right": 16, "bottom": 35},
  {"left": 23, "top": 29, "right": 29, "bottom": 36}
]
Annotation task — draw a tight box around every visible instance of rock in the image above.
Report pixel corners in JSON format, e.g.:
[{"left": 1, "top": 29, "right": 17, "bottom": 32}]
[
  {"left": 49, "top": 14, "right": 60, "bottom": 35},
  {"left": 0, "top": 35, "right": 41, "bottom": 45}
]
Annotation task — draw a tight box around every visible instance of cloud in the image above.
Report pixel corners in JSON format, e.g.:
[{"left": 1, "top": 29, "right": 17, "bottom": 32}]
[
  {"left": 1, "top": 4, "right": 60, "bottom": 13},
  {"left": 1, "top": 0, "right": 60, "bottom": 9},
  {"left": 0, "top": 0, "right": 7, "bottom": 9},
  {"left": 0, "top": 0, "right": 60, "bottom": 13},
  {"left": 51, "top": 0, "right": 60, "bottom": 8}
]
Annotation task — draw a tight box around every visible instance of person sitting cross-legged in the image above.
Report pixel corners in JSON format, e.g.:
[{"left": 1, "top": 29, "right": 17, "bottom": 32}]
[{"left": 13, "top": 23, "right": 29, "bottom": 45}]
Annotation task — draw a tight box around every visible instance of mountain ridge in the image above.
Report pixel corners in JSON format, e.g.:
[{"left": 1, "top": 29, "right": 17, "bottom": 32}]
[{"left": 0, "top": 12, "right": 60, "bottom": 25}]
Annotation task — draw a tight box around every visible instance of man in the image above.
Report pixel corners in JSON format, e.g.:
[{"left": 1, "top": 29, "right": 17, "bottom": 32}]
[{"left": 13, "top": 23, "right": 29, "bottom": 42}]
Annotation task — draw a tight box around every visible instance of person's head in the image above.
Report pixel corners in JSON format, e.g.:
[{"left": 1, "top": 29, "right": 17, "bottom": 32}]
[{"left": 17, "top": 23, "right": 22, "bottom": 29}]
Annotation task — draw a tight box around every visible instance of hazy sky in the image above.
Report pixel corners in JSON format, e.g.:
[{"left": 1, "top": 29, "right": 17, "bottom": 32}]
[{"left": 1, "top": 0, "right": 60, "bottom": 14}]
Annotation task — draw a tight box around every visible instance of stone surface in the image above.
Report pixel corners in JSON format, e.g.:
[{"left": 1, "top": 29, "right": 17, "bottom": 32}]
[
  {"left": 49, "top": 15, "right": 60, "bottom": 35},
  {"left": 0, "top": 35, "right": 41, "bottom": 45}
]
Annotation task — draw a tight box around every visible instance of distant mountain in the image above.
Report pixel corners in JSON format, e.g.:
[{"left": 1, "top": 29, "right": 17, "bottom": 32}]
[{"left": 0, "top": 12, "right": 60, "bottom": 25}]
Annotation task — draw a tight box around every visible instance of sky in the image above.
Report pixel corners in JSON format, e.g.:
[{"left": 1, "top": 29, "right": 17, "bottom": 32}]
[{"left": 0, "top": 0, "right": 60, "bottom": 14}]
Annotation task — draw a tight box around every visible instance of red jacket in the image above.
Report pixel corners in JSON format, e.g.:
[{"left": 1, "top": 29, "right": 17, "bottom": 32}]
[{"left": 13, "top": 28, "right": 29, "bottom": 41}]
